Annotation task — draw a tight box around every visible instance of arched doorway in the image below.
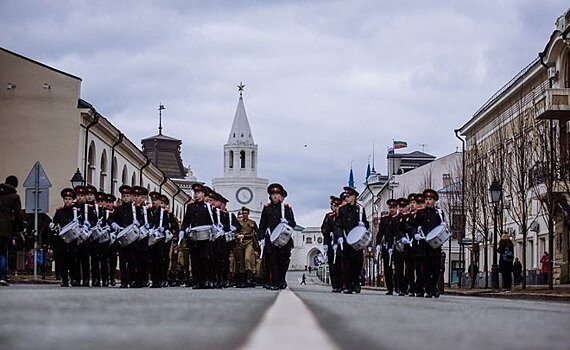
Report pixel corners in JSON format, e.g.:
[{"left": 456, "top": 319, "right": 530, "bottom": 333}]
[{"left": 307, "top": 247, "right": 324, "bottom": 268}]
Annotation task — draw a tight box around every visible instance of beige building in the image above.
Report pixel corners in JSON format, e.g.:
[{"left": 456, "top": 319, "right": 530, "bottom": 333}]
[
  {"left": 0, "top": 47, "right": 190, "bottom": 220},
  {"left": 458, "top": 10, "right": 570, "bottom": 284}
]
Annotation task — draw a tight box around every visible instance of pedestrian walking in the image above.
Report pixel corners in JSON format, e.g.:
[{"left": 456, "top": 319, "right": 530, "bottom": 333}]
[
  {"left": 513, "top": 258, "right": 522, "bottom": 286},
  {"left": 540, "top": 252, "right": 550, "bottom": 285},
  {"left": 0, "top": 175, "right": 24, "bottom": 286},
  {"left": 498, "top": 233, "right": 514, "bottom": 291},
  {"left": 301, "top": 273, "right": 306, "bottom": 285}
]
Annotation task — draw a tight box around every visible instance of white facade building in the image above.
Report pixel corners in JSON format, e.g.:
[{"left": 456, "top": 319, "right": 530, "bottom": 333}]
[
  {"left": 289, "top": 227, "right": 325, "bottom": 270},
  {"left": 212, "top": 91, "right": 269, "bottom": 222}
]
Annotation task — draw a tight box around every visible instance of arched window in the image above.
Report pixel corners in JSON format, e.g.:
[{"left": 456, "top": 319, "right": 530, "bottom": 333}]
[
  {"left": 112, "top": 157, "right": 118, "bottom": 193},
  {"left": 99, "top": 150, "right": 108, "bottom": 191},
  {"left": 122, "top": 165, "right": 128, "bottom": 186},
  {"left": 251, "top": 151, "right": 255, "bottom": 169},
  {"left": 86, "top": 141, "right": 96, "bottom": 185},
  {"left": 131, "top": 172, "right": 137, "bottom": 186},
  {"left": 229, "top": 151, "right": 234, "bottom": 169},
  {"left": 566, "top": 51, "right": 570, "bottom": 88},
  {"left": 240, "top": 151, "right": 246, "bottom": 169}
]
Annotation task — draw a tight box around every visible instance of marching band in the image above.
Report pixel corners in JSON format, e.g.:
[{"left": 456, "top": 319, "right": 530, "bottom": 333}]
[{"left": 49, "top": 181, "right": 449, "bottom": 297}]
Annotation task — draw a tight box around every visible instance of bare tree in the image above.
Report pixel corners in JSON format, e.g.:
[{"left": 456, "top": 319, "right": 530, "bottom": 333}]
[
  {"left": 531, "top": 118, "right": 562, "bottom": 290},
  {"left": 465, "top": 143, "right": 480, "bottom": 288}
]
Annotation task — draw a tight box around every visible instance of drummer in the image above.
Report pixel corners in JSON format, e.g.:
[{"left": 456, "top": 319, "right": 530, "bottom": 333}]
[
  {"left": 321, "top": 195, "right": 343, "bottom": 293},
  {"left": 376, "top": 199, "right": 398, "bottom": 295},
  {"left": 74, "top": 185, "right": 95, "bottom": 287},
  {"left": 334, "top": 186, "right": 368, "bottom": 294},
  {"left": 393, "top": 197, "right": 410, "bottom": 296},
  {"left": 106, "top": 193, "right": 119, "bottom": 286},
  {"left": 180, "top": 183, "right": 215, "bottom": 289},
  {"left": 258, "top": 183, "right": 296, "bottom": 290},
  {"left": 132, "top": 186, "right": 151, "bottom": 288},
  {"left": 92, "top": 191, "right": 110, "bottom": 287},
  {"left": 50, "top": 188, "right": 80, "bottom": 287},
  {"left": 107, "top": 185, "right": 137, "bottom": 288},
  {"left": 416, "top": 189, "right": 443, "bottom": 298},
  {"left": 403, "top": 193, "right": 417, "bottom": 296}
]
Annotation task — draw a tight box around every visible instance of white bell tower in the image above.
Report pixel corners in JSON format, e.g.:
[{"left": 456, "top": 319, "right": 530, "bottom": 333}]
[{"left": 212, "top": 83, "right": 268, "bottom": 222}]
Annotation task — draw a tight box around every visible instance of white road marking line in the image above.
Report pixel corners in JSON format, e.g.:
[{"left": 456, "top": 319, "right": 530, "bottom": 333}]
[{"left": 240, "top": 288, "right": 340, "bottom": 350}]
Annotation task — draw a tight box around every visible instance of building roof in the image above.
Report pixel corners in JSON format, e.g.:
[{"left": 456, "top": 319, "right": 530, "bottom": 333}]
[
  {"left": 1, "top": 47, "right": 82, "bottom": 81},
  {"left": 142, "top": 133, "right": 180, "bottom": 142},
  {"left": 227, "top": 95, "right": 255, "bottom": 145},
  {"left": 387, "top": 150, "right": 435, "bottom": 159}
]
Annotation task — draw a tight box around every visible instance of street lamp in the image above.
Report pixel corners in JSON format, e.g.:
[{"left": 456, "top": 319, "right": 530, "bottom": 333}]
[
  {"left": 489, "top": 179, "right": 502, "bottom": 290},
  {"left": 70, "top": 168, "right": 84, "bottom": 188}
]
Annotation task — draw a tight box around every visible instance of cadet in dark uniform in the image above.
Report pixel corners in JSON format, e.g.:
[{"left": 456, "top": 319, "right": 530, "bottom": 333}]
[
  {"left": 410, "top": 193, "right": 427, "bottom": 297},
  {"left": 258, "top": 183, "right": 296, "bottom": 290},
  {"left": 74, "top": 185, "right": 96, "bottom": 287},
  {"left": 393, "top": 197, "right": 410, "bottom": 296},
  {"left": 403, "top": 193, "right": 417, "bottom": 296},
  {"left": 50, "top": 188, "right": 80, "bottom": 287},
  {"left": 376, "top": 199, "right": 397, "bottom": 295},
  {"left": 132, "top": 186, "right": 152, "bottom": 288},
  {"left": 149, "top": 194, "right": 170, "bottom": 288},
  {"left": 163, "top": 195, "right": 179, "bottom": 287},
  {"left": 416, "top": 189, "right": 443, "bottom": 298},
  {"left": 335, "top": 186, "right": 369, "bottom": 294},
  {"left": 235, "top": 207, "right": 258, "bottom": 288},
  {"left": 106, "top": 194, "right": 118, "bottom": 286},
  {"left": 321, "top": 196, "right": 342, "bottom": 292},
  {"left": 93, "top": 191, "right": 110, "bottom": 287},
  {"left": 180, "top": 183, "right": 215, "bottom": 289},
  {"left": 108, "top": 185, "right": 137, "bottom": 288}
]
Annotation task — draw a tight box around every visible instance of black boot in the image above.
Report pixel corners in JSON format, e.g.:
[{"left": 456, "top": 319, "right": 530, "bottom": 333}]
[{"left": 246, "top": 271, "right": 255, "bottom": 288}]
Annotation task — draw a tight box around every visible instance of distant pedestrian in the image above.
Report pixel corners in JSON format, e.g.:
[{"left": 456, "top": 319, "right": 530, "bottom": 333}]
[
  {"left": 301, "top": 273, "right": 306, "bottom": 285},
  {"left": 498, "top": 233, "right": 514, "bottom": 291},
  {"left": 540, "top": 252, "right": 550, "bottom": 285},
  {"left": 0, "top": 175, "right": 24, "bottom": 286},
  {"left": 513, "top": 258, "right": 522, "bottom": 285},
  {"left": 308, "top": 266, "right": 312, "bottom": 274}
]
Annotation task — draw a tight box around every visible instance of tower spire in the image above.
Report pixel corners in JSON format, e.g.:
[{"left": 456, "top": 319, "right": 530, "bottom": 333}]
[
  {"left": 158, "top": 103, "right": 165, "bottom": 135},
  {"left": 228, "top": 82, "right": 254, "bottom": 144},
  {"left": 348, "top": 163, "right": 355, "bottom": 188}
]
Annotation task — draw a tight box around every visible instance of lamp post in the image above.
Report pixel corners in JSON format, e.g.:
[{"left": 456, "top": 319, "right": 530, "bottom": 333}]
[
  {"left": 367, "top": 246, "right": 372, "bottom": 286},
  {"left": 489, "top": 179, "right": 502, "bottom": 290},
  {"left": 70, "top": 168, "right": 84, "bottom": 188}
]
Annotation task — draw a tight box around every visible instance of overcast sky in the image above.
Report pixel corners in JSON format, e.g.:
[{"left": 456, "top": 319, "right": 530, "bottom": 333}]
[{"left": 1, "top": 0, "right": 568, "bottom": 226}]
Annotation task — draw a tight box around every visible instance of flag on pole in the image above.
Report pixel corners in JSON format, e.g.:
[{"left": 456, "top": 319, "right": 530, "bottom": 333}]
[{"left": 393, "top": 140, "right": 407, "bottom": 149}]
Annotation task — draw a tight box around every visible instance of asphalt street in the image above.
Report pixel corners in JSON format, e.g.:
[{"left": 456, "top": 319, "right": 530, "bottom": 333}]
[{"left": 1, "top": 273, "right": 569, "bottom": 350}]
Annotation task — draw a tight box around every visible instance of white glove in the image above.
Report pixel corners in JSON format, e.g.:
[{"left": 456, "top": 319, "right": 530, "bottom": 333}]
[
  {"left": 178, "top": 230, "right": 185, "bottom": 244},
  {"left": 323, "top": 245, "right": 328, "bottom": 254},
  {"left": 111, "top": 223, "right": 120, "bottom": 231},
  {"left": 49, "top": 222, "right": 55, "bottom": 230},
  {"left": 414, "top": 233, "right": 421, "bottom": 241},
  {"left": 388, "top": 248, "right": 393, "bottom": 255},
  {"left": 157, "top": 226, "right": 165, "bottom": 233},
  {"left": 375, "top": 245, "right": 381, "bottom": 254},
  {"left": 280, "top": 218, "right": 288, "bottom": 224},
  {"left": 230, "top": 225, "right": 237, "bottom": 232},
  {"left": 133, "top": 220, "right": 140, "bottom": 227},
  {"left": 358, "top": 221, "right": 365, "bottom": 227},
  {"left": 144, "top": 223, "right": 150, "bottom": 230},
  {"left": 259, "top": 240, "right": 265, "bottom": 249},
  {"left": 338, "top": 237, "right": 344, "bottom": 250},
  {"left": 97, "top": 218, "right": 103, "bottom": 226},
  {"left": 84, "top": 221, "right": 91, "bottom": 229}
]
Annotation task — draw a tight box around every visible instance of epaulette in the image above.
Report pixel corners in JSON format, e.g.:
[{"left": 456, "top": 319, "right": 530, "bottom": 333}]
[
  {"left": 381, "top": 214, "right": 389, "bottom": 218},
  {"left": 264, "top": 203, "right": 270, "bottom": 208},
  {"left": 326, "top": 211, "right": 336, "bottom": 217}
]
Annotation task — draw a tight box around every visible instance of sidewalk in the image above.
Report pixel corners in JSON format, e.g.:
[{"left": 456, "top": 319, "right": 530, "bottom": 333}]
[
  {"left": 5, "top": 273, "right": 60, "bottom": 285},
  {"left": 444, "top": 284, "right": 570, "bottom": 302}
]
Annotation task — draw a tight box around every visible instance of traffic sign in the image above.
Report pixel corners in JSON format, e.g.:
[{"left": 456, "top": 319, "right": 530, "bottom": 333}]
[
  {"left": 25, "top": 188, "right": 49, "bottom": 214},
  {"left": 23, "top": 161, "right": 52, "bottom": 188}
]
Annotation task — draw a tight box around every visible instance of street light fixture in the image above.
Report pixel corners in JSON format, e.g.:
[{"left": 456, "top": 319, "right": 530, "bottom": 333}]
[
  {"left": 489, "top": 178, "right": 502, "bottom": 290},
  {"left": 70, "top": 168, "right": 84, "bottom": 188}
]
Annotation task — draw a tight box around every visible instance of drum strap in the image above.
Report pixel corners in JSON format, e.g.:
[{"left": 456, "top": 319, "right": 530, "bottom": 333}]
[
  {"left": 205, "top": 203, "right": 215, "bottom": 227},
  {"left": 159, "top": 208, "right": 164, "bottom": 228},
  {"left": 73, "top": 207, "right": 78, "bottom": 221},
  {"left": 437, "top": 208, "right": 445, "bottom": 223},
  {"left": 216, "top": 208, "right": 222, "bottom": 225},
  {"left": 131, "top": 203, "right": 137, "bottom": 224},
  {"left": 281, "top": 202, "right": 285, "bottom": 220},
  {"left": 84, "top": 203, "right": 88, "bottom": 223},
  {"left": 95, "top": 204, "right": 100, "bottom": 218},
  {"left": 143, "top": 206, "right": 149, "bottom": 225}
]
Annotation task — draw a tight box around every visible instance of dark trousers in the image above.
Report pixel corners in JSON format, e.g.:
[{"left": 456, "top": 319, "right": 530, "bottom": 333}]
[
  {"left": 92, "top": 242, "right": 110, "bottom": 284},
  {"left": 90, "top": 241, "right": 101, "bottom": 284},
  {"left": 425, "top": 252, "right": 441, "bottom": 295},
  {"left": 77, "top": 242, "right": 91, "bottom": 285},
  {"left": 189, "top": 240, "right": 210, "bottom": 287},
  {"left": 161, "top": 241, "right": 171, "bottom": 284},
  {"left": 414, "top": 256, "right": 426, "bottom": 294},
  {"left": 54, "top": 238, "right": 79, "bottom": 284},
  {"left": 501, "top": 263, "right": 513, "bottom": 290},
  {"left": 393, "top": 251, "right": 407, "bottom": 293},
  {"left": 135, "top": 238, "right": 150, "bottom": 286},
  {"left": 109, "top": 243, "right": 118, "bottom": 282},
  {"left": 404, "top": 250, "right": 415, "bottom": 293},
  {"left": 381, "top": 247, "right": 394, "bottom": 292},
  {"left": 269, "top": 243, "right": 292, "bottom": 287},
  {"left": 118, "top": 245, "right": 136, "bottom": 286},
  {"left": 327, "top": 251, "right": 342, "bottom": 290},
  {"left": 342, "top": 245, "right": 363, "bottom": 291},
  {"left": 149, "top": 241, "right": 164, "bottom": 286}
]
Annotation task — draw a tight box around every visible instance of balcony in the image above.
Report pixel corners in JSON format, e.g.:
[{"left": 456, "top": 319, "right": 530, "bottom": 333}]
[{"left": 535, "top": 88, "right": 570, "bottom": 120}]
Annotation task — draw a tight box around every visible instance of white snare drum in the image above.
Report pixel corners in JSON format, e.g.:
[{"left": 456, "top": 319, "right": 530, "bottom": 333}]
[
  {"left": 270, "top": 223, "right": 294, "bottom": 247},
  {"left": 98, "top": 227, "right": 111, "bottom": 244},
  {"left": 426, "top": 224, "right": 451, "bottom": 249},
  {"left": 224, "top": 231, "right": 235, "bottom": 242},
  {"left": 346, "top": 225, "right": 372, "bottom": 250},
  {"left": 189, "top": 225, "right": 213, "bottom": 241},
  {"left": 138, "top": 225, "right": 151, "bottom": 240},
  {"left": 148, "top": 229, "right": 165, "bottom": 246},
  {"left": 90, "top": 226, "right": 102, "bottom": 242},
  {"left": 117, "top": 224, "right": 140, "bottom": 246},
  {"left": 77, "top": 226, "right": 91, "bottom": 245},
  {"left": 164, "top": 230, "right": 173, "bottom": 243},
  {"left": 59, "top": 221, "right": 80, "bottom": 244}
]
